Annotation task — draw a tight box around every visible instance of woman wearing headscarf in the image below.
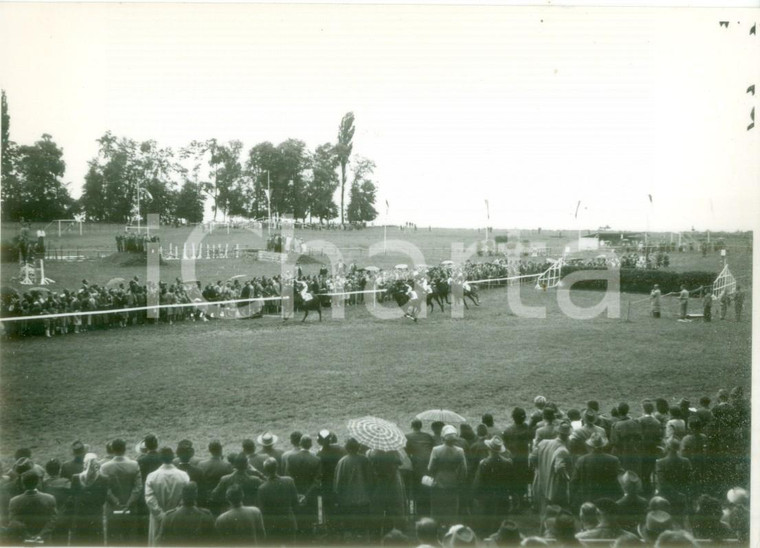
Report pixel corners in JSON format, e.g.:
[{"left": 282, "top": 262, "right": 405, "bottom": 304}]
[
  {"left": 427, "top": 425, "right": 467, "bottom": 528},
  {"left": 70, "top": 453, "right": 109, "bottom": 546}
]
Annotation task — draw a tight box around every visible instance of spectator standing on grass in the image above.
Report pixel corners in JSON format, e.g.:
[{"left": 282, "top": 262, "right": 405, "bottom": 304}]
[
  {"left": 144, "top": 447, "right": 190, "bottom": 546},
  {"left": 41, "top": 458, "right": 72, "bottom": 545},
  {"left": 406, "top": 419, "right": 435, "bottom": 516},
  {"left": 8, "top": 470, "right": 57, "bottom": 544},
  {"left": 212, "top": 453, "right": 263, "bottom": 509},
  {"left": 650, "top": 285, "right": 662, "bottom": 318},
  {"left": 215, "top": 484, "right": 266, "bottom": 546},
  {"left": 257, "top": 457, "right": 299, "bottom": 545},
  {"left": 654, "top": 439, "right": 692, "bottom": 525},
  {"left": 61, "top": 440, "right": 87, "bottom": 480},
  {"left": 570, "top": 432, "right": 622, "bottom": 509},
  {"left": 174, "top": 440, "right": 203, "bottom": 488},
  {"left": 472, "top": 436, "right": 514, "bottom": 536},
  {"left": 335, "top": 437, "right": 374, "bottom": 540},
  {"left": 156, "top": 482, "right": 215, "bottom": 546},
  {"left": 530, "top": 420, "right": 573, "bottom": 516},
  {"left": 610, "top": 402, "right": 642, "bottom": 475},
  {"left": 702, "top": 290, "right": 714, "bottom": 322},
  {"left": 733, "top": 285, "right": 744, "bottom": 321},
  {"left": 100, "top": 438, "right": 142, "bottom": 545},
  {"left": 69, "top": 452, "right": 109, "bottom": 546},
  {"left": 252, "top": 432, "right": 284, "bottom": 473},
  {"left": 198, "top": 440, "right": 233, "bottom": 515},
  {"left": 281, "top": 431, "right": 303, "bottom": 473},
  {"left": 614, "top": 471, "right": 648, "bottom": 535},
  {"left": 679, "top": 285, "right": 689, "bottom": 319},
  {"left": 285, "top": 435, "right": 321, "bottom": 539},
  {"left": 317, "top": 430, "right": 346, "bottom": 526},
  {"left": 637, "top": 400, "right": 662, "bottom": 496},
  {"left": 502, "top": 407, "right": 532, "bottom": 510},
  {"left": 428, "top": 425, "right": 467, "bottom": 528},
  {"left": 368, "top": 448, "right": 407, "bottom": 539}
]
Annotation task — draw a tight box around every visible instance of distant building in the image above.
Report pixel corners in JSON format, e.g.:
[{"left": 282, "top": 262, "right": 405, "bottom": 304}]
[{"left": 584, "top": 231, "right": 644, "bottom": 247}]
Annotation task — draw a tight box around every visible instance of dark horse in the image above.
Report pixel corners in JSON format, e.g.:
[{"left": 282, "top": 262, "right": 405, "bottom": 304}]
[
  {"left": 386, "top": 281, "right": 421, "bottom": 322},
  {"left": 452, "top": 281, "right": 480, "bottom": 309},
  {"left": 292, "top": 286, "right": 322, "bottom": 322},
  {"left": 426, "top": 278, "right": 450, "bottom": 313}
]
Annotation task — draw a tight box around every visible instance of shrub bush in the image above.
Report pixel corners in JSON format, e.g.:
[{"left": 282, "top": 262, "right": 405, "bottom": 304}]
[{"left": 560, "top": 266, "right": 718, "bottom": 294}]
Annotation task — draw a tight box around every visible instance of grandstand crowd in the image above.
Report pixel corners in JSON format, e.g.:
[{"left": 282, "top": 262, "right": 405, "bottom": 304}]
[
  {"left": 0, "top": 259, "right": 555, "bottom": 338},
  {"left": 0, "top": 390, "right": 750, "bottom": 547}
]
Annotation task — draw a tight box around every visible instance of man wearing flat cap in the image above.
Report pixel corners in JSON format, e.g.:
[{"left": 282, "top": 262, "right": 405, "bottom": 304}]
[
  {"left": 473, "top": 436, "right": 514, "bottom": 535},
  {"left": 428, "top": 425, "right": 467, "bottom": 528},
  {"left": 570, "top": 432, "right": 622, "bottom": 509},
  {"left": 530, "top": 420, "right": 573, "bottom": 515}
]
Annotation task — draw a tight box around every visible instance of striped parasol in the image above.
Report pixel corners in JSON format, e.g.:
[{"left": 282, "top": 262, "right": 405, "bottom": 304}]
[
  {"left": 416, "top": 409, "right": 467, "bottom": 424},
  {"left": 347, "top": 416, "right": 407, "bottom": 451}
]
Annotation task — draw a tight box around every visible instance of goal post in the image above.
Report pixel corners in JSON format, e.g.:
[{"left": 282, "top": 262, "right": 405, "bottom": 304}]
[{"left": 51, "top": 219, "right": 83, "bottom": 237}]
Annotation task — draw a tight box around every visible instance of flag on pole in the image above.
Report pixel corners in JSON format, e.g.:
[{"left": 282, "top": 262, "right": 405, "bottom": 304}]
[
  {"left": 485, "top": 199, "right": 490, "bottom": 220},
  {"left": 574, "top": 200, "right": 581, "bottom": 219}
]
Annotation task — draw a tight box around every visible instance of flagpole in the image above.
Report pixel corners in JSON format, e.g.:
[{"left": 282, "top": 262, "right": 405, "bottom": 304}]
[{"left": 384, "top": 200, "right": 389, "bottom": 253}]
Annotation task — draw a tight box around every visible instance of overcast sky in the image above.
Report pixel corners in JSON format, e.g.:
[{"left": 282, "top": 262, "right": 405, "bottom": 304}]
[{"left": 1, "top": 4, "right": 758, "bottom": 231}]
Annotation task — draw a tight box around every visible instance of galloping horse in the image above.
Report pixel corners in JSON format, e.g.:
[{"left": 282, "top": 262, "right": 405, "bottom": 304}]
[
  {"left": 386, "top": 281, "right": 421, "bottom": 322},
  {"left": 293, "top": 282, "right": 322, "bottom": 322},
  {"left": 452, "top": 279, "right": 480, "bottom": 309}
]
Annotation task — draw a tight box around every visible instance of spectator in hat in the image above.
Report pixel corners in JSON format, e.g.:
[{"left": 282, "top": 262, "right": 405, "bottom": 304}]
[
  {"left": 570, "top": 432, "right": 622, "bottom": 510},
  {"left": 576, "top": 498, "right": 622, "bottom": 540},
  {"left": 215, "top": 484, "right": 266, "bottom": 545},
  {"left": 317, "top": 429, "right": 346, "bottom": 525},
  {"left": 442, "top": 524, "right": 478, "bottom": 547},
  {"left": 368, "top": 447, "right": 407, "bottom": 540},
  {"left": 252, "top": 432, "right": 284, "bottom": 473},
  {"left": 284, "top": 435, "right": 321, "bottom": 539},
  {"left": 473, "top": 436, "right": 514, "bottom": 535},
  {"left": 415, "top": 517, "right": 440, "bottom": 548},
  {"left": 502, "top": 407, "right": 532, "bottom": 509},
  {"left": 406, "top": 419, "right": 435, "bottom": 516},
  {"left": 8, "top": 470, "right": 57, "bottom": 543},
  {"left": 198, "top": 440, "right": 233, "bottom": 516},
  {"left": 257, "top": 457, "right": 299, "bottom": 545},
  {"left": 637, "top": 510, "right": 674, "bottom": 543},
  {"left": 648, "top": 496, "right": 672, "bottom": 515},
  {"left": 144, "top": 447, "right": 190, "bottom": 546},
  {"left": 156, "top": 481, "right": 214, "bottom": 546},
  {"left": 100, "top": 438, "right": 142, "bottom": 545},
  {"left": 579, "top": 502, "right": 599, "bottom": 533},
  {"left": 428, "top": 425, "right": 468, "bottom": 528},
  {"left": 61, "top": 441, "right": 87, "bottom": 480},
  {"left": 530, "top": 420, "right": 573, "bottom": 515},
  {"left": 11, "top": 449, "right": 46, "bottom": 483},
  {"left": 545, "top": 511, "right": 581, "bottom": 546},
  {"left": 615, "top": 471, "right": 648, "bottom": 535},
  {"left": 211, "top": 452, "right": 263, "bottom": 509},
  {"left": 655, "top": 439, "right": 692, "bottom": 524},
  {"left": 568, "top": 409, "right": 605, "bottom": 459}
]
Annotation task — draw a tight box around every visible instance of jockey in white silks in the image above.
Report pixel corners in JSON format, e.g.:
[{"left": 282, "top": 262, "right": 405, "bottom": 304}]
[
  {"left": 404, "top": 283, "right": 420, "bottom": 321},
  {"left": 297, "top": 280, "right": 313, "bottom": 302},
  {"left": 421, "top": 277, "right": 433, "bottom": 295}
]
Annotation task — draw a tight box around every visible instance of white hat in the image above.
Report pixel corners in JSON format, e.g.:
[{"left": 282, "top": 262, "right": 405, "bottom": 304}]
[{"left": 441, "top": 425, "right": 458, "bottom": 439}]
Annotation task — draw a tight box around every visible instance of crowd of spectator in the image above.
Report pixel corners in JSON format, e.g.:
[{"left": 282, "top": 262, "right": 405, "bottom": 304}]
[
  {"left": 115, "top": 233, "right": 161, "bottom": 254},
  {"left": 0, "top": 258, "right": 561, "bottom": 338},
  {"left": 0, "top": 388, "right": 750, "bottom": 546}
]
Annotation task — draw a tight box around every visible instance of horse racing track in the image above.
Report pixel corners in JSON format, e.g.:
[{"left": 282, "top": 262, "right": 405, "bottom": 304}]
[{"left": 0, "top": 285, "right": 752, "bottom": 463}]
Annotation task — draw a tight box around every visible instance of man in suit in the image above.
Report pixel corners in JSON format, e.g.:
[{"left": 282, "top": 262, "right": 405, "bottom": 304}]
[
  {"left": 174, "top": 440, "right": 203, "bottom": 489},
  {"left": 502, "top": 407, "right": 532, "bottom": 510},
  {"left": 211, "top": 453, "right": 262, "bottom": 509},
  {"left": 215, "top": 484, "right": 266, "bottom": 545},
  {"left": 257, "top": 457, "right": 299, "bottom": 545},
  {"left": 60, "top": 441, "right": 87, "bottom": 480},
  {"left": 137, "top": 434, "right": 162, "bottom": 542},
  {"left": 530, "top": 420, "right": 573, "bottom": 516},
  {"left": 284, "top": 435, "right": 320, "bottom": 539},
  {"left": 637, "top": 400, "right": 663, "bottom": 497},
  {"left": 610, "top": 402, "right": 642, "bottom": 475},
  {"left": 316, "top": 430, "right": 346, "bottom": 527},
  {"left": 144, "top": 447, "right": 190, "bottom": 546},
  {"left": 198, "top": 440, "right": 233, "bottom": 515},
  {"left": 570, "top": 432, "right": 623, "bottom": 510},
  {"left": 615, "top": 471, "right": 648, "bottom": 535},
  {"left": 100, "top": 438, "right": 142, "bottom": 545},
  {"left": 281, "top": 431, "right": 303, "bottom": 474},
  {"left": 472, "top": 436, "right": 514, "bottom": 536},
  {"left": 156, "top": 482, "right": 215, "bottom": 546},
  {"left": 655, "top": 438, "right": 693, "bottom": 525},
  {"left": 8, "top": 470, "right": 57, "bottom": 543},
  {"left": 405, "top": 419, "right": 435, "bottom": 516},
  {"left": 40, "top": 458, "right": 71, "bottom": 545}
]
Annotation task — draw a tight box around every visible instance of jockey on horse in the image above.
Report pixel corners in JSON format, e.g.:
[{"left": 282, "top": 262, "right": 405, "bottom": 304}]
[{"left": 403, "top": 282, "right": 421, "bottom": 322}]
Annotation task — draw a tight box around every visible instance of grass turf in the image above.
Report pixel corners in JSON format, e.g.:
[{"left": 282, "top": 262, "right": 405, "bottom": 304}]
[{"left": 0, "top": 284, "right": 751, "bottom": 466}]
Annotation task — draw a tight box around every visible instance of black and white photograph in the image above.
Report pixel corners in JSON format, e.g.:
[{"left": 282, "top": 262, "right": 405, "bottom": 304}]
[{"left": 0, "top": 2, "right": 757, "bottom": 547}]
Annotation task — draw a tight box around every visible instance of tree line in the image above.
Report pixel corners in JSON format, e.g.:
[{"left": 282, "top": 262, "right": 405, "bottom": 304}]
[{"left": 1, "top": 92, "right": 378, "bottom": 226}]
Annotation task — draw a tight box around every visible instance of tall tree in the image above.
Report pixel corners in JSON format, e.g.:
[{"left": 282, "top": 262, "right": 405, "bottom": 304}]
[
  {"left": 207, "top": 139, "right": 244, "bottom": 221},
  {"left": 0, "top": 90, "right": 20, "bottom": 220},
  {"left": 174, "top": 181, "right": 205, "bottom": 223},
  {"left": 277, "top": 139, "right": 310, "bottom": 221},
  {"left": 307, "top": 142, "right": 340, "bottom": 223},
  {"left": 336, "top": 112, "right": 355, "bottom": 227},
  {"left": 246, "top": 141, "right": 280, "bottom": 221},
  {"left": 346, "top": 157, "right": 378, "bottom": 224},
  {"left": 3, "top": 134, "right": 73, "bottom": 221}
]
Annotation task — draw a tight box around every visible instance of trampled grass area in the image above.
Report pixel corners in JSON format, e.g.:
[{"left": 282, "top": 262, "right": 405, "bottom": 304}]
[{"left": 0, "top": 285, "right": 751, "bottom": 465}]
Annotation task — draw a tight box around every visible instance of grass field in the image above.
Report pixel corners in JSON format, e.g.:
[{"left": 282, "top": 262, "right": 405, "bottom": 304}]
[{"left": 0, "top": 283, "right": 751, "bottom": 466}]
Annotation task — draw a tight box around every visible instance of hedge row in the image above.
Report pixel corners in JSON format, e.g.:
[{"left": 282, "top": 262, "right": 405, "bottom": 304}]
[{"left": 560, "top": 266, "right": 718, "bottom": 294}]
